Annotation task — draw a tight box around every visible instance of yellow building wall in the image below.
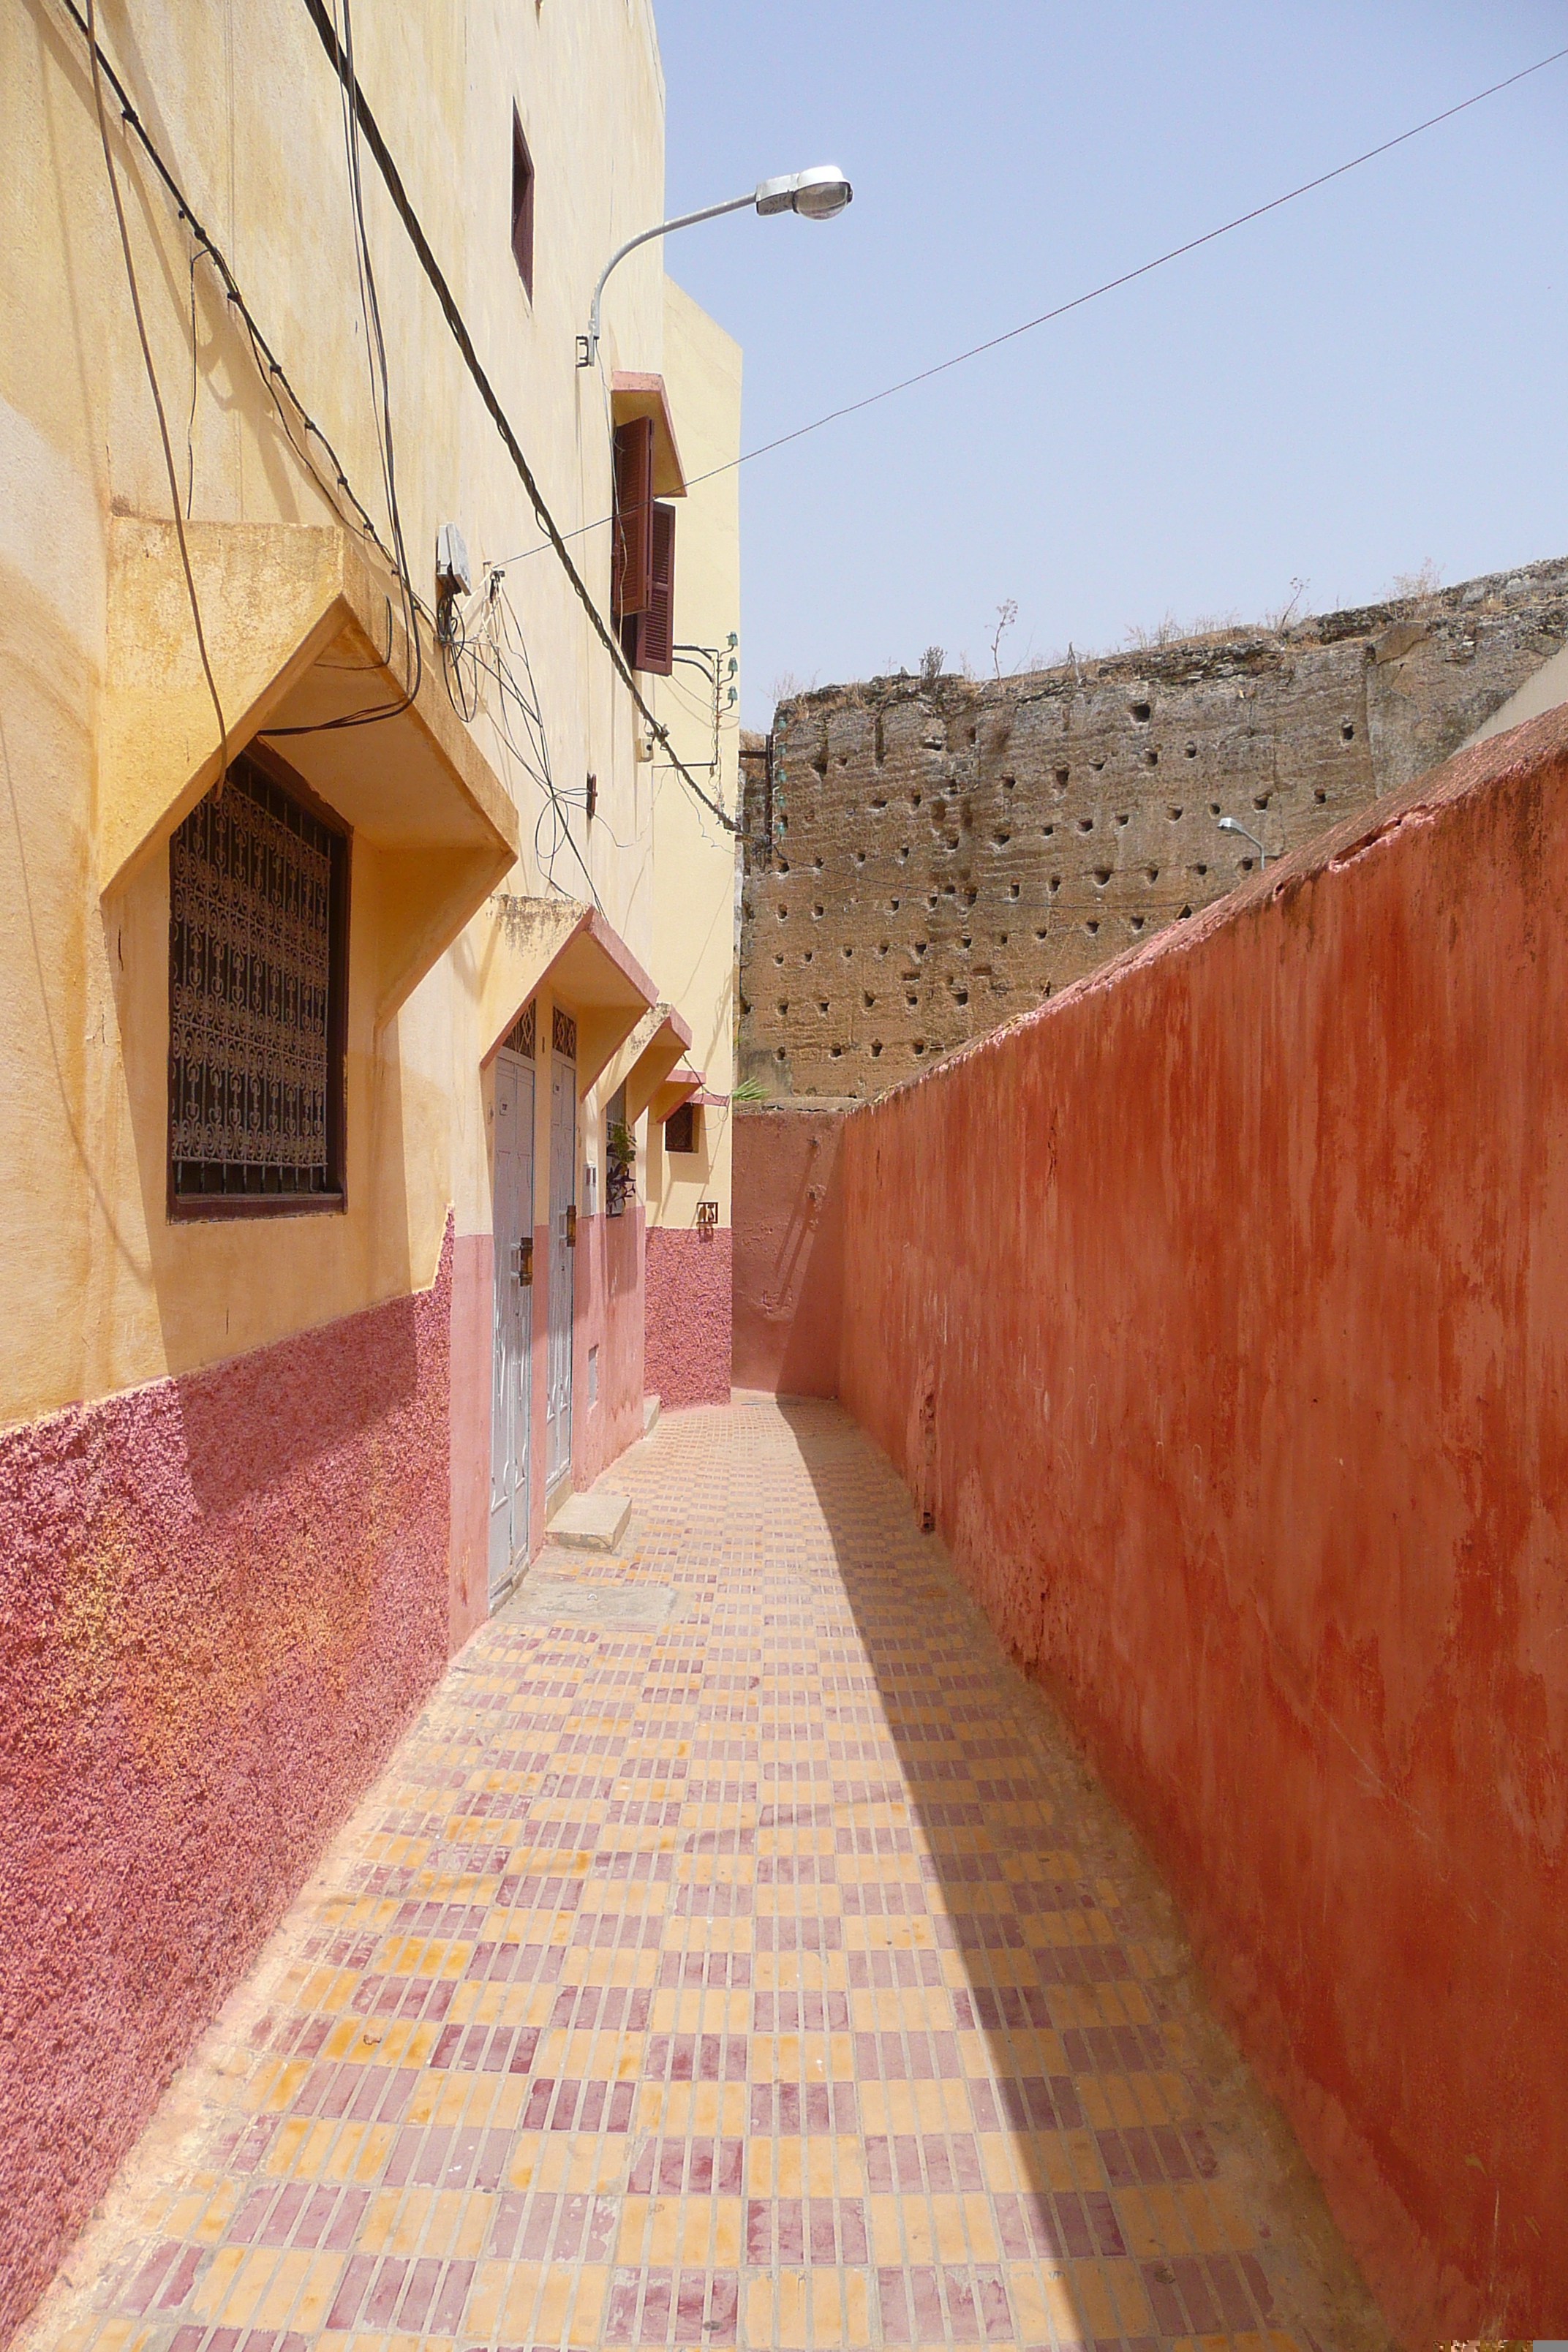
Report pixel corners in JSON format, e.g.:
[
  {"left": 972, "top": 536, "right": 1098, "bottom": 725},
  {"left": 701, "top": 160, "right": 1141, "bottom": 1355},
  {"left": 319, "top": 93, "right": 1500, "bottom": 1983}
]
[
  {"left": 643, "top": 274, "right": 743, "bottom": 1232},
  {"left": 1, "top": 0, "right": 683, "bottom": 1426}
]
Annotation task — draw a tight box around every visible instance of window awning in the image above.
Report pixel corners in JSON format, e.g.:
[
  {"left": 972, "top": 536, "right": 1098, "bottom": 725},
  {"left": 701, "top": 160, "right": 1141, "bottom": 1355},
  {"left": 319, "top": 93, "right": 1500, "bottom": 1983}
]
[
  {"left": 603, "top": 1004, "right": 696, "bottom": 1124},
  {"left": 101, "top": 518, "right": 519, "bottom": 1024},
  {"left": 610, "top": 373, "right": 687, "bottom": 499},
  {"left": 651, "top": 1062, "right": 704, "bottom": 1125},
  {"left": 480, "top": 900, "right": 658, "bottom": 1092}
]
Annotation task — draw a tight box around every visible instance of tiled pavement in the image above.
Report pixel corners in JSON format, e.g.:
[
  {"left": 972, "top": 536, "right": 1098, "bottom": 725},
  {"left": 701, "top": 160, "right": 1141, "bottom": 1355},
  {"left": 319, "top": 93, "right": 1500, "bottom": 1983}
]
[{"left": 23, "top": 1400, "right": 1384, "bottom": 2352}]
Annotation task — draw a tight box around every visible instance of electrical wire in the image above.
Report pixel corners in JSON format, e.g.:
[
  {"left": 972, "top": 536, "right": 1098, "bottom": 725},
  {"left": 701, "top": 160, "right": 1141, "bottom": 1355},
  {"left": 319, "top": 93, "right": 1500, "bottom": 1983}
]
[
  {"left": 296, "top": 0, "right": 740, "bottom": 834},
  {"left": 491, "top": 39, "right": 1568, "bottom": 570},
  {"left": 260, "top": 0, "right": 424, "bottom": 737},
  {"left": 85, "top": 0, "right": 228, "bottom": 796}
]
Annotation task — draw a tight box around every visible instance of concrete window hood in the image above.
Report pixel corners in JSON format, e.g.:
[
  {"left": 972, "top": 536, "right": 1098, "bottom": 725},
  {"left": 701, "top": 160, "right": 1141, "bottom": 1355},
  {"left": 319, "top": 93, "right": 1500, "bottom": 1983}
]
[
  {"left": 599, "top": 1003, "right": 696, "bottom": 1126},
  {"left": 480, "top": 899, "right": 659, "bottom": 1092},
  {"left": 99, "top": 517, "right": 520, "bottom": 1024}
]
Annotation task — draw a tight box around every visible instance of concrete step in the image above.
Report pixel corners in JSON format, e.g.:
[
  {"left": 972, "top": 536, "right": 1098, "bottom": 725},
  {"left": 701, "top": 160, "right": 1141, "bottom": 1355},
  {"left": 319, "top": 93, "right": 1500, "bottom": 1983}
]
[
  {"left": 548, "top": 1488, "right": 632, "bottom": 1553},
  {"left": 643, "top": 1393, "right": 661, "bottom": 1437}
]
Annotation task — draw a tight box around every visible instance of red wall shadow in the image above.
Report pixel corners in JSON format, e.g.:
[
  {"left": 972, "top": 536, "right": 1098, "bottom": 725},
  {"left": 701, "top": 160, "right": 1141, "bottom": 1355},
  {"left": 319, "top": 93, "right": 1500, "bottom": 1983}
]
[{"left": 731, "top": 1106, "right": 844, "bottom": 1396}]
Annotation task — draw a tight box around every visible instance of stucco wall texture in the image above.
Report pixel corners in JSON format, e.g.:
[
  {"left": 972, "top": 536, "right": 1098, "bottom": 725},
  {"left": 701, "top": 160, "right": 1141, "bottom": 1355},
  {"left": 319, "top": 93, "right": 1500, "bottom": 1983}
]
[
  {"left": 645, "top": 1226, "right": 731, "bottom": 1409},
  {"left": 739, "top": 555, "right": 1568, "bottom": 1102},
  {"left": 834, "top": 710, "right": 1568, "bottom": 2345},
  {"left": 731, "top": 1104, "right": 844, "bottom": 1396},
  {"left": 0, "top": 1230, "right": 456, "bottom": 2345}
]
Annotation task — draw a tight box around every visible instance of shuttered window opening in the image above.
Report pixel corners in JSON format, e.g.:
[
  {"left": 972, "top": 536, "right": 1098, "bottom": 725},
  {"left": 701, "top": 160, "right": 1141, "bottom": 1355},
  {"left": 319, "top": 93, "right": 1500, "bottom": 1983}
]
[
  {"left": 663, "top": 1099, "right": 699, "bottom": 1155},
  {"left": 619, "top": 500, "right": 675, "bottom": 678},
  {"left": 167, "top": 750, "right": 348, "bottom": 1218},
  {"left": 510, "top": 110, "right": 535, "bottom": 299},
  {"left": 611, "top": 415, "right": 654, "bottom": 625}
]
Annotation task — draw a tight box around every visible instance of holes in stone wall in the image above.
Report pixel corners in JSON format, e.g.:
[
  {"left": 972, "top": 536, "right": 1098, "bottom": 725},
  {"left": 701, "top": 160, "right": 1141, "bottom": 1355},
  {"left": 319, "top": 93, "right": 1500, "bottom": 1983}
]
[
  {"left": 878, "top": 941, "right": 890, "bottom": 955},
  {"left": 953, "top": 987, "right": 968, "bottom": 1004},
  {"left": 909, "top": 791, "right": 922, "bottom": 808},
  {"left": 912, "top": 1041, "right": 927, "bottom": 1055},
  {"left": 1007, "top": 881, "right": 1020, "bottom": 900},
  {"left": 862, "top": 990, "right": 875, "bottom": 1008},
  {"left": 829, "top": 1045, "right": 843, "bottom": 1059},
  {"left": 842, "top": 944, "right": 853, "bottom": 959},
  {"left": 998, "top": 931, "right": 1009, "bottom": 945},
  {"left": 816, "top": 1000, "right": 829, "bottom": 1014},
  {"left": 1179, "top": 903, "right": 1193, "bottom": 919},
  {"left": 1053, "top": 766, "right": 1069, "bottom": 788},
  {"left": 1001, "top": 774, "right": 1015, "bottom": 792},
  {"left": 774, "top": 951, "right": 783, "bottom": 965},
  {"left": 803, "top": 949, "right": 814, "bottom": 963},
  {"left": 1131, "top": 916, "right": 1145, "bottom": 932},
  {"left": 1144, "top": 865, "right": 1159, "bottom": 883},
  {"left": 1048, "top": 875, "right": 1060, "bottom": 893},
  {"left": 1042, "top": 823, "right": 1055, "bottom": 837},
  {"left": 855, "top": 850, "right": 866, "bottom": 865},
  {"left": 1208, "top": 802, "right": 1221, "bottom": 815},
  {"left": 898, "top": 848, "right": 911, "bottom": 863},
  {"left": 777, "top": 856, "right": 791, "bottom": 873},
  {"left": 1085, "top": 919, "right": 1099, "bottom": 935},
  {"left": 777, "top": 1000, "right": 788, "bottom": 1016},
  {"left": 1091, "top": 757, "right": 1106, "bottom": 772},
  {"left": 1077, "top": 817, "right": 1094, "bottom": 833},
  {"left": 1033, "top": 926, "right": 1047, "bottom": 940},
  {"left": 777, "top": 906, "right": 788, "bottom": 921},
  {"left": 1193, "top": 862, "right": 1208, "bottom": 877},
  {"left": 1143, "top": 749, "right": 1159, "bottom": 767},
  {"left": 1185, "top": 744, "right": 1197, "bottom": 759},
  {"left": 905, "top": 990, "right": 918, "bottom": 1006},
  {"left": 813, "top": 904, "right": 824, "bottom": 918},
  {"left": 1131, "top": 700, "right": 1151, "bottom": 723},
  {"left": 1252, "top": 793, "right": 1270, "bottom": 810},
  {"left": 965, "top": 887, "right": 978, "bottom": 905},
  {"left": 1093, "top": 868, "right": 1111, "bottom": 886},
  {"left": 1167, "top": 805, "right": 1183, "bottom": 821},
  {"left": 889, "top": 897, "right": 900, "bottom": 911},
  {"left": 1342, "top": 720, "right": 1355, "bottom": 740},
  {"left": 813, "top": 855, "right": 823, "bottom": 870},
  {"left": 1115, "top": 812, "right": 1130, "bottom": 828},
  {"left": 870, "top": 1041, "right": 883, "bottom": 1058},
  {"left": 872, "top": 793, "right": 887, "bottom": 810},
  {"left": 992, "top": 830, "right": 1011, "bottom": 846},
  {"left": 1315, "top": 787, "right": 1327, "bottom": 803}
]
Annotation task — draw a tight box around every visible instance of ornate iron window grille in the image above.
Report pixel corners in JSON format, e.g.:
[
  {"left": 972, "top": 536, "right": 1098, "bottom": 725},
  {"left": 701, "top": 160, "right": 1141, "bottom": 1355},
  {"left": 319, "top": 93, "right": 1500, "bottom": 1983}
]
[
  {"left": 167, "top": 752, "right": 348, "bottom": 1216},
  {"left": 551, "top": 1004, "right": 578, "bottom": 1060},
  {"left": 502, "top": 998, "right": 536, "bottom": 1058}
]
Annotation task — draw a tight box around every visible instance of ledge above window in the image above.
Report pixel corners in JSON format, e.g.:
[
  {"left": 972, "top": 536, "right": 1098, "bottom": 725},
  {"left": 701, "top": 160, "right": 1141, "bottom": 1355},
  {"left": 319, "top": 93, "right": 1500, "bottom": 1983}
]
[
  {"left": 609, "top": 373, "right": 687, "bottom": 500},
  {"left": 100, "top": 517, "right": 520, "bottom": 1024}
]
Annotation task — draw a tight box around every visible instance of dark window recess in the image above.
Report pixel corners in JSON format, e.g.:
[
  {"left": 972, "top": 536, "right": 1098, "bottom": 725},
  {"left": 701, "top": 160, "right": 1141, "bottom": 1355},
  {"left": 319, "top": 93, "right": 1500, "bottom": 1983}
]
[
  {"left": 510, "top": 110, "right": 535, "bottom": 298},
  {"left": 552, "top": 1004, "right": 578, "bottom": 1060},
  {"left": 168, "top": 750, "right": 348, "bottom": 1218},
  {"left": 664, "top": 1099, "right": 699, "bottom": 1155},
  {"left": 620, "top": 500, "right": 675, "bottom": 677},
  {"left": 611, "top": 415, "right": 654, "bottom": 625},
  {"left": 605, "top": 1082, "right": 633, "bottom": 1217}
]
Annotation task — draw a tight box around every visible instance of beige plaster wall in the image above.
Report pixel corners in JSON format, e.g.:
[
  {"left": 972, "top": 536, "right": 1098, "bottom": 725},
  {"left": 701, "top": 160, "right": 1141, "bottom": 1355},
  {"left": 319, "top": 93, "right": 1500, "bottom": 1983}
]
[
  {"left": 641, "top": 274, "right": 742, "bottom": 1232},
  {"left": 1, "top": 0, "right": 687, "bottom": 1422}
]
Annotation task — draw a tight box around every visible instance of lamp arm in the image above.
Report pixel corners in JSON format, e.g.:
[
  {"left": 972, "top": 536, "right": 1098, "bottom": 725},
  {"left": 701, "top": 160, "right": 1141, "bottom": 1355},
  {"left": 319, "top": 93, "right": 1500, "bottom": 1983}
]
[{"left": 582, "top": 190, "right": 755, "bottom": 365}]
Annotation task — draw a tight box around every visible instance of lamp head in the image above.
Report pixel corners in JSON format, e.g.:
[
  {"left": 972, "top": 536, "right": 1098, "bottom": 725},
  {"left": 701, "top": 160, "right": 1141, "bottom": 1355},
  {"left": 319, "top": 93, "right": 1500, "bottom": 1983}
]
[
  {"left": 755, "top": 165, "right": 853, "bottom": 220},
  {"left": 1216, "top": 816, "right": 1243, "bottom": 834}
]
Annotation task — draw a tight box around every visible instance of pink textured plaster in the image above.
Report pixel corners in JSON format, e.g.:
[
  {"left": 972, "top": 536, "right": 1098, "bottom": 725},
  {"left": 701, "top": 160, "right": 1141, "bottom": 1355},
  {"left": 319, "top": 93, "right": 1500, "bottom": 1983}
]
[
  {"left": 0, "top": 1227, "right": 456, "bottom": 2346},
  {"left": 731, "top": 1106, "right": 845, "bottom": 1396},
  {"left": 645, "top": 1224, "right": 731, "bottom": 1410},
  {"left": 573, "top": 1207, "right": 645, "bottom": 1489},
  {"left": 448, "top": 1230, "right": 491, "bottom": 1648}
]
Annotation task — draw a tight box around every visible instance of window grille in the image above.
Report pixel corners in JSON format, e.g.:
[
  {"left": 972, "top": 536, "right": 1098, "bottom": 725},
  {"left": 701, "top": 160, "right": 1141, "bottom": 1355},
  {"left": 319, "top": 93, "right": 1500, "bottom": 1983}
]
[
  {"left": 552, "top": 1005, "right": 578, "bottom": 1060},
  {"left": 664, "top": 1100, "right": 699, "bottom": 1155},
  {"left": 168, "top": 751, "right": 347, "bottom": 1216},
  {"left": 503, "top": 998, "right": 536, "bottom": 1058}
]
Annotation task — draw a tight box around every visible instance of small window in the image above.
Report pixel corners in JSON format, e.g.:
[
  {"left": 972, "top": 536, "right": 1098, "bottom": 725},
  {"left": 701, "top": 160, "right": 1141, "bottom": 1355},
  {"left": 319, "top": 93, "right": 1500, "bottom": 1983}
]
[
  {"left": 168, "top": 750, "right": 348, "bottom": 1217},
  {"left": 510, "top": 110, "right": 535, "bottom": 299},
  {"left": 664, "top": 1100, "right": 699, "bottom": 1155}
]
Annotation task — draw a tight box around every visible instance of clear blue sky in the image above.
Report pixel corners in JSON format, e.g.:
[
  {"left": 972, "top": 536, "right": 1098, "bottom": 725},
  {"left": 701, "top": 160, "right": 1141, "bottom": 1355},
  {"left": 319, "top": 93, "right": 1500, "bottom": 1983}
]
[{"left": 651, "top": 2, "right": 1568, "bottom": 725}]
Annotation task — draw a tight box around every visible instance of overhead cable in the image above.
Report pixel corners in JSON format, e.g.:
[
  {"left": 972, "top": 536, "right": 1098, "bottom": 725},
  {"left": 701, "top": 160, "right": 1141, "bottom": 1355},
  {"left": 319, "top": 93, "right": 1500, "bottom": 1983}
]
[
  {"left": 491, "top": 38, "right": 1568, "bottom": 572},
  {"left": 296, "top": 0, "right": 739, "bottom": 834},
  {"left": 84, "top": 0, "right": 229, "bottom": 797}
]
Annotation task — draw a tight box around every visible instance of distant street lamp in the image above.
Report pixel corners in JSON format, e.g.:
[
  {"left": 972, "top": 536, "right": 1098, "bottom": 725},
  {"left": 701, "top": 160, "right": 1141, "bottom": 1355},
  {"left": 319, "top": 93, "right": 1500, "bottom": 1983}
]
[
  {"left": 578, "top": 167, "right": 853, "bottom": 366},
  {"left": 1217, "top": 814, "right": 1268, "bottom": 869}
]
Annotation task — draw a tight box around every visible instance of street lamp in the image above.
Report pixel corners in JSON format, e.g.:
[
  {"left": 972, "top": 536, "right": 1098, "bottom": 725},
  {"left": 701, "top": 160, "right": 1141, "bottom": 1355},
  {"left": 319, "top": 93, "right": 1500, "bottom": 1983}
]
[
  {"left": 1216, "top": 814, "right": 1268, "bottom": 869},
  {"left": 578, "top": 167, "right": 853, "bottom": 366}
]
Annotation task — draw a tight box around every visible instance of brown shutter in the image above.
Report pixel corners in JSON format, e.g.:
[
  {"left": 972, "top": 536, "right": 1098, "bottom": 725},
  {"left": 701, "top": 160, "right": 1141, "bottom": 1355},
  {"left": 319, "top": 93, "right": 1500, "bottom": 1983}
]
[
  {"left": 638, "top": 502, "right": 675, "bottom": 676},
  {"left": 611, "top": 417, "right": 654, "bottom": 622}
]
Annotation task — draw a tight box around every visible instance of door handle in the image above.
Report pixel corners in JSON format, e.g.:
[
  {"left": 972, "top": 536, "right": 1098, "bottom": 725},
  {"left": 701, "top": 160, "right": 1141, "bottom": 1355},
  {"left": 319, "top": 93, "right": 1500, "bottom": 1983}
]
[
  {"left": 517, "top": 1238, "right": 533, "bottom": 1286},
  {"left": 565, "top": 1205, "right": 577, "bottom": 1247}
]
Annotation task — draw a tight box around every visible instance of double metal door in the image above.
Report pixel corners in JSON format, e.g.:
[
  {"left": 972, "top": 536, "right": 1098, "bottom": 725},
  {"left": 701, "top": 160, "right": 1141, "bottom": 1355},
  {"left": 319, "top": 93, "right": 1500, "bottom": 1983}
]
[
  {"left": 546, "top": 1052, "right": 576, "bottom": 1490},
  {"left": 488, "top": 1049, "right": 534, "bottom": 1602}
]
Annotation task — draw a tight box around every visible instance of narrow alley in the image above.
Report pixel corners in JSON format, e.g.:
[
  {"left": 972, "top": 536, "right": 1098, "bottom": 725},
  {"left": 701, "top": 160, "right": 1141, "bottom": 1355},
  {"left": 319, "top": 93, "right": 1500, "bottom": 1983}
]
[{"left": 23, "top": 1401, "right": 1385, "bottom": 2352}]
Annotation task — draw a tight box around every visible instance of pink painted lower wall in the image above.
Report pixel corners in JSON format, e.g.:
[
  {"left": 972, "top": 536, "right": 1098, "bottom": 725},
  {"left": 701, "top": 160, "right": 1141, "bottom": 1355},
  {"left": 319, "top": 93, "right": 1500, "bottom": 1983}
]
[
  {"left": 731, "top": 1105, "right": 845, "bottom": 1395},
  {"left": 0, "top": 1229, "right": 456, "bottom": 2347},
  {"left": 573, "top": 1207, "right": 645, "bottom": 1487},
  {"left": 836, "top": 710, "right": 1568, "bottom": 2345},
  {"left": 645, "top": 1224, "right": 732, "bottom": 1409}
]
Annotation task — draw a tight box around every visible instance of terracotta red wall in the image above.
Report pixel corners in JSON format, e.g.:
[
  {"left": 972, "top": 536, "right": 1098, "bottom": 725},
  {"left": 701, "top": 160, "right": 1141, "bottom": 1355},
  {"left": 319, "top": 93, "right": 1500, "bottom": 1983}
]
[
  {"left": 645, "top": 1224, "right": 731, "bottom": 1409},
  {"left": 731, "top": 1105, "right": 845, "bottom": 1396},
  {"left": 836, "top": 711, "right": 1568, "bottom": 2345},
  {"left": 0, "top": 1231, "right": 456, "bottom": 2345}
]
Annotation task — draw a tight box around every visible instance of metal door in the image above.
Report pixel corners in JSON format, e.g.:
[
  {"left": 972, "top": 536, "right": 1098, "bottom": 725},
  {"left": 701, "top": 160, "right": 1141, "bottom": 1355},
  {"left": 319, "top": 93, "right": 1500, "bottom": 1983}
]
[
  {"left": 546, "top": 1050, "right": 576, "bottom": 1490},
  {"left": 489, "top": 1049, "right": 534, "bottom": 1602}
]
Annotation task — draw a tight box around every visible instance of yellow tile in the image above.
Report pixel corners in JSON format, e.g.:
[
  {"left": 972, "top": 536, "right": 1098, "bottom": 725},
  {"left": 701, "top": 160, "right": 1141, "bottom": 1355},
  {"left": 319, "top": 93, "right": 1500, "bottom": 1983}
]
[
  {"left": 744, "top": 2274, "right": 773, "bottom": 2346},
  {"left": 189, "top": 2246, "right": 246, "bottom": 2323},
  {"left": 256, "top": 2250, "right": 314, "bottom": 2329},
  {"left": 565, "top": 2265, "right": 607, "bottom": 2345},
  {"left": 869, "top": 2195, "right": 903, "bottom": 2264},
  {"left": 616, "top": 2196, "right": 649, "bottom": 2263}
]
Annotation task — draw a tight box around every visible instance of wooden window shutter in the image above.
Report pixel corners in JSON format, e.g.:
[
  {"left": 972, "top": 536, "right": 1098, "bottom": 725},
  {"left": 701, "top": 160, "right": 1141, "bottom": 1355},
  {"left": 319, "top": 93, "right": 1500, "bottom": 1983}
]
[
  {"left": 640, "top": 502, "right": 675, "bottom": 676},
  {"left": 611, "top": 417, "right": 654, "bottom": 623},
  {"left": 619, "top": 504, "right": 675, "bottom": 675}
]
